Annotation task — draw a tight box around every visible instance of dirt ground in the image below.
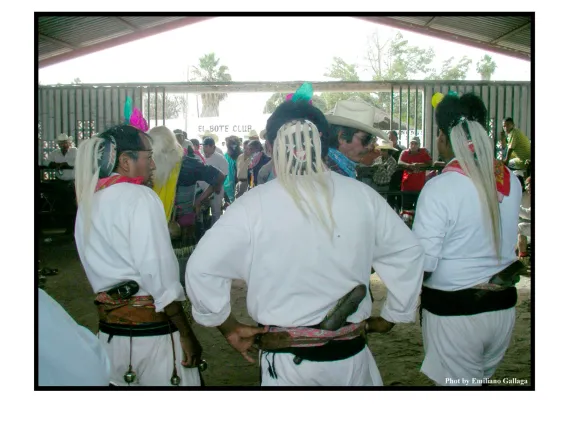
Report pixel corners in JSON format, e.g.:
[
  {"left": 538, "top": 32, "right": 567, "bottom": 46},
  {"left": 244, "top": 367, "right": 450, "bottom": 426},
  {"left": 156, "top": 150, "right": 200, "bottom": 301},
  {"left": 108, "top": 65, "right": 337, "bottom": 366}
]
[{"left": 38, "top": 232, "right": 532, "bottom": 387}]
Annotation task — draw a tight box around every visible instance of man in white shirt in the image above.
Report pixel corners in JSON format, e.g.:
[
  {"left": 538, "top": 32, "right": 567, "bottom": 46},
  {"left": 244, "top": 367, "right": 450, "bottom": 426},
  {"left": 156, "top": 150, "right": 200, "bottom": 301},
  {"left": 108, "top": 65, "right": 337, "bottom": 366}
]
[
  {"left": 44, "top": 133, "right": 78, "bottom": 181},
  {"left": 38, "top": 289, "right": 111, "bottom": 386},
  {"left": 200, "top": 130, "right": 224, "bottom": 155},
  {"left": 74, "top": 123, "right": 203, "bottom": 386},
  {"left": 413, "top": 93, "right": 522, "bottom": 386},
  {"left": 201, "top": 137, "right": 229, "bottom": 226},
  {"left": 185, "top": 94, "right": 424, "bottom": 386}
]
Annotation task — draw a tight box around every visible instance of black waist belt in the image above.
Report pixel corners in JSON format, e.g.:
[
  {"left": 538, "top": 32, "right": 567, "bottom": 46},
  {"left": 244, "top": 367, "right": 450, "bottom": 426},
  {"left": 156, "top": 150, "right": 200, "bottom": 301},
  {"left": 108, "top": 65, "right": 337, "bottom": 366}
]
[
  {"left": 99, "top": 321, "right": 178, "bottom": 338},
  {"left": 421, "top": 286, "right": 517, "bottom": 316},
  {"left": 264, "top": 335, "right": 367, "bottom": 363}
]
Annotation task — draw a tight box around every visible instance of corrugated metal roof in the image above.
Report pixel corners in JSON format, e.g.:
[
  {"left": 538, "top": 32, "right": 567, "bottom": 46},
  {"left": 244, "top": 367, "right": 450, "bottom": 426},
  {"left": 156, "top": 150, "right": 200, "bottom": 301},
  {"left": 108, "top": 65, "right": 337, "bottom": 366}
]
[
  {"left": 358, "top": 15, "right": 531, "bottom": 61},
  {"left": 38, "top": 16, "right": 213, "bottom": 67},
  {"left": 38, "top": 15, "right": 531, "bottom": 68}
]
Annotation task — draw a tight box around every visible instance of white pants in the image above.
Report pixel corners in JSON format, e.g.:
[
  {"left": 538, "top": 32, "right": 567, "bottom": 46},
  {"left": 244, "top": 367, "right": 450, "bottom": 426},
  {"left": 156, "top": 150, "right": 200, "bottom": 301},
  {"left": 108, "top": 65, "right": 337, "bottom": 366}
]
[
  {"left": 421, "top": 308, "right": 516, "bottom": 386},
  {"left": 99, "top": 330, "right": 201, "bottom": 386},
  {"left": 260, "top": 346, "right": 382, "bottom": 386},
  {"left": 518, "top": 222, "right": 531, "bottom": 238},
  {"left": 210, "top": 189, "right": 224, "bottom": 225},
  {"left": 235, "top": 181, "right": 248, "bottom": 199}
]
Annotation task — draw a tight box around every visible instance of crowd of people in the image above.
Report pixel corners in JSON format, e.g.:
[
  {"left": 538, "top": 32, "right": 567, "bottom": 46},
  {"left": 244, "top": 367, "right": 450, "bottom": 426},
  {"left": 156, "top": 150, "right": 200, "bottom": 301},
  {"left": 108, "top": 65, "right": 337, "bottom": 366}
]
[{"left": 38, "top": 86, "right": 532, "bottom": 387}]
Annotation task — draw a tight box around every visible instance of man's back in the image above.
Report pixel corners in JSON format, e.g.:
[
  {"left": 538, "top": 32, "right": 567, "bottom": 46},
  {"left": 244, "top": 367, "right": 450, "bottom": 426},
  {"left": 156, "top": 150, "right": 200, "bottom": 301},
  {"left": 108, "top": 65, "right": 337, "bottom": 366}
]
[
  {"left": 413, "top": 170, "right": 522, "bottom": 291},
  {"left": 187, "top": 171, "right": 423, "bottom": 328},
  {"left": 75, "top": 181, "right": 182, "bottom": 310}
]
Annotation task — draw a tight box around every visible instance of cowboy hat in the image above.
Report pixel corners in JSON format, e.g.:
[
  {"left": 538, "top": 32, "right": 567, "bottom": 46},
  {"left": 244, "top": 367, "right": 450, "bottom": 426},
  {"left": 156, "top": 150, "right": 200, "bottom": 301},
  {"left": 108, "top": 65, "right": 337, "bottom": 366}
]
[
  {"left": 199, "top": 130, "right": 219, "bottom": 143},
  {"left": 376, "top": 140, "right": 399, "bottom": 151},
  {"left": 247, "top": 129, "right": 259, "bottom": 139},
  {"left": 259, "top": 129, "right": 266, "bottom": 140},
  {"left": 326, "top": 100, "right": 387, "bottom": 141},
  {"left": 56, "top": 133, "right": 73, "bottom": 142}
]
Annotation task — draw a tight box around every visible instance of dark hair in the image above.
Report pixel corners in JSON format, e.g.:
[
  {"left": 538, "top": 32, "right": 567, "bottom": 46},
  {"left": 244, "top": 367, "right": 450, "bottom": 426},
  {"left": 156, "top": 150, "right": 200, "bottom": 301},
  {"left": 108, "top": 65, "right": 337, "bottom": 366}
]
[
  {"left": 265, "top": 100, "right": 330, "bottom": 158},
  {"left": 174, "top": 129, "right": 188, "bottom": 139},
  {"left": 328, "top": 125, "right": 358, "bottom": 150},
  {"left": 388, "top": 130, "right": 398, "bottom": 140},
  {"left": 98, "top": 124, "right": 150, "bottom": 170},
  {"left": 435, "top": 93, "right": 488, "bottom": 139},
  {"left": 243, "top": 140, "right": 250, "bottom": 146},
  {"left": 504, "top": 117, "right": 514, "bottom": 125},
  {"left": 190, "top": 138, "right": 200, "bottom": 147},
  {"left": 202, "top": 137, "right": 215, "bottom": 147},
  {"left": 248, "top": 140, "right": 263, "bottom": 152}
]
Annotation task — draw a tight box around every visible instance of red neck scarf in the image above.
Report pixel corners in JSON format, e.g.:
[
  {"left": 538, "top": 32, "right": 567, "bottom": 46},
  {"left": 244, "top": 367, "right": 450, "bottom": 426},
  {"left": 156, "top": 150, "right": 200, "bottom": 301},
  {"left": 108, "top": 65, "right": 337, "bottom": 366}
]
[
  {"left": 95, "top": 175, "right": 145, "bottom": 192},
  {"left": 442, "top": 154, "right": 511, "bottom": 202}
]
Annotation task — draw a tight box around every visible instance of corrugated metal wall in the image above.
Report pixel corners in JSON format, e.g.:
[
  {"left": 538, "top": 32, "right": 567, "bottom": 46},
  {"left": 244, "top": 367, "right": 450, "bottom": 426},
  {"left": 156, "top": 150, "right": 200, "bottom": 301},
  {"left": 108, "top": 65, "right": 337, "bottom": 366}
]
[
  {"left": 38, "top": 82, "right": 531, "bottom": 171},
  {"left": 423, "top": 82, "right": 531, "bottom": 160},
  {"left": 38, "top": 85, "right": 168, "bottom": 179}
]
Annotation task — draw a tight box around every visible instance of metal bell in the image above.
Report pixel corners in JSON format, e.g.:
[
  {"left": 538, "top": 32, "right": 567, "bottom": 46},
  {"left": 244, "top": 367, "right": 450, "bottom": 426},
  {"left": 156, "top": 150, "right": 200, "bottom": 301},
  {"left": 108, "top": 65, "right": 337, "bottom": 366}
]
[
  {"left": 198, "top": 359, "right": 208, "bottom": 372},
  {"left": 170, "top": 374, "right": 181, "bottom": 386},
  {"left": 124, "top": 368, "right": 136, "bottom": 384}
]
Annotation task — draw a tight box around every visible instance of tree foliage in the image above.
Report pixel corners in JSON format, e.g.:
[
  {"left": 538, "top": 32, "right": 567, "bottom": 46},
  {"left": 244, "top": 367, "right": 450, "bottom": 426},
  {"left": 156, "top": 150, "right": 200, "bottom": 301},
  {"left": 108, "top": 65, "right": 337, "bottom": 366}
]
[
  {"left": 144, "top": 93, "right": 188, "bottom": 120},
  {"left": 476, "top": 54, "right": 498, "bottom": 81},
  {"left": 191, "top": 53, "right": 232, "bottom": 117}
]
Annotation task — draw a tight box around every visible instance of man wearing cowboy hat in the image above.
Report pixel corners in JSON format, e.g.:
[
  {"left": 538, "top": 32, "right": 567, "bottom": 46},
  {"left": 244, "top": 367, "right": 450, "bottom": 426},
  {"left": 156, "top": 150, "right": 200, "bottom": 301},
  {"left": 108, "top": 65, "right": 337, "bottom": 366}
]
[
  {"left": 325, "top": 100, "right": 387, "bottom": 178},
  {"left": 44, "top": 133, "right": 78, "bottom": 181},
  {"left": 372, "top": 140, "right": 399, "bottom": 197},
  {"left": 247, "top": 129, "right": 260, "bottom": 141}
]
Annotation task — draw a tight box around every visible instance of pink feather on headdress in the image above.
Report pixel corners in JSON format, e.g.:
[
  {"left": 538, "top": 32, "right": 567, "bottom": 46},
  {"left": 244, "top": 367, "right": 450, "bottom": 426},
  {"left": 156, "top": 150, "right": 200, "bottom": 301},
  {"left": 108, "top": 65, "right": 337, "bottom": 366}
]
[
  {"left": 285, "top": 92, "right": 312, "bottom": 104},
  {"left": 129, "top": 107, "right": 149, "bottom": 132}
]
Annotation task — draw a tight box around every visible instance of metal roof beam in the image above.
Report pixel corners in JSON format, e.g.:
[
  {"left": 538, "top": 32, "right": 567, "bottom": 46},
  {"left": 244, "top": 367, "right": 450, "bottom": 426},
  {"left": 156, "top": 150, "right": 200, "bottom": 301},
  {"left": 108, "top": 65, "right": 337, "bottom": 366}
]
[
  {"left": 425, "top": 16, "right": 438, "bottom": 27},
  {"left": 490, "top": 21, "right": 531, "bottom": 44},
  {"left": 356, "top": 16, "right": 531, "bottom": 61},
  {"left": 38, "top": 32, "right": 77, "bottom": 50},
  {"left": 39, "top": 80, "right": 531, "bottom": 94},
  {"left": 113, "top": 17, "right": 138, "bottom": 31}
]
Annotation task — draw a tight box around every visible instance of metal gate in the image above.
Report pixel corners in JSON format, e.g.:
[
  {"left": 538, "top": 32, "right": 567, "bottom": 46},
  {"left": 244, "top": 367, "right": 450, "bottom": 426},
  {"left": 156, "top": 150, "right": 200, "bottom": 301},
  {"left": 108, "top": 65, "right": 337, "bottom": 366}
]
[
  {"left": 422, "top": 81, "right": 531, "bottom": 160},
  {"left": 37, "top": 81, "right": 531, "bottom": 176}
]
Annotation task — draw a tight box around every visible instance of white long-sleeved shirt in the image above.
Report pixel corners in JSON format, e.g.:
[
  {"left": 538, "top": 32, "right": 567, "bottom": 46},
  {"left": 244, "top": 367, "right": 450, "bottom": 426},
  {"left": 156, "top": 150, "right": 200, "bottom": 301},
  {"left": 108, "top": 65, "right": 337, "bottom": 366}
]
[
  {"left": 44, "top": 147, "right": 78, "bottom": 180},
  {"left": 412, "top": 170, "right": 522, "bottom": 292},
  {"left": 39, "top": 289, "right": 111, "bottom": 386},
  {"left": 185, "top": 171, "right": 424, "bottom": 328},
  {"left": 75, "top": 181, "right": 185, "bottom": 312}
]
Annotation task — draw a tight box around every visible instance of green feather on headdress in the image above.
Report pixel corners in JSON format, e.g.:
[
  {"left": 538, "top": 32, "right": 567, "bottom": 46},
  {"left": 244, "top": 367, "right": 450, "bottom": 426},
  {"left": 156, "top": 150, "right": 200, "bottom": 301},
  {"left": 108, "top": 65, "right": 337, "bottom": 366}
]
[
  {"left": 124, "top": 97, "right": 133, "bottom": 123},
  {"left": 291, "top": 82, "right": 313, "bottom": 103}
]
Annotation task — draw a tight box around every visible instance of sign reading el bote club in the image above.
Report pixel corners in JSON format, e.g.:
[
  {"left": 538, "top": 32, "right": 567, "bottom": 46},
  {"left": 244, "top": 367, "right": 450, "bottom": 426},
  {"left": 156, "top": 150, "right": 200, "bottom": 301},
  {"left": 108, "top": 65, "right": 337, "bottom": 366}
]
[{"left": 197, "top": 124, "right": 253, "bottom": 133}]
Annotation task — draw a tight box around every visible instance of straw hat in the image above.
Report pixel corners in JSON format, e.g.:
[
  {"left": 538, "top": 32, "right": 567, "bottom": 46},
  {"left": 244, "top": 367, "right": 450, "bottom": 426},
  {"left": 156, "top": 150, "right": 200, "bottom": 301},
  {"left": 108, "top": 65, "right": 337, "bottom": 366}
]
[
  {"left": 326, "top": 100, "right": 388, "bottom": 141},
  {"left": 247, "top": 129, "right": 259, "bottom": 139},
  {"left": 376, "top": 140, "right": 399, "bottom": 151},
  {"left": 259, "top": 129, "right": 267, "bottom": 140},
  {"left": 56, "top": 133, "right": 72, "bottom": 142},
  {"left": 199, "top": 130, "right": 219, "bottom": 143}
]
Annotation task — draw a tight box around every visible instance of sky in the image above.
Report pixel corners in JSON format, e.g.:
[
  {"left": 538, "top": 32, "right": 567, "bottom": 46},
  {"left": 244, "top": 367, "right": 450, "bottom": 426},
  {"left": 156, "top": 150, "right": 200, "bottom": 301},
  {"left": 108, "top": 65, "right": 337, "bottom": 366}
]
[{"left": 38, "top": 16, "right": 531, "bottom": 139}]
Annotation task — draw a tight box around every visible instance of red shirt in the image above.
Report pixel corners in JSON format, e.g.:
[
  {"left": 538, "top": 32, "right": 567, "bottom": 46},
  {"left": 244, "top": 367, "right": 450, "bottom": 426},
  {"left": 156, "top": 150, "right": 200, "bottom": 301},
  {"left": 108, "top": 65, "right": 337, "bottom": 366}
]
[{"left": 400, "top": 148, "right": 432, "bottom": 192}]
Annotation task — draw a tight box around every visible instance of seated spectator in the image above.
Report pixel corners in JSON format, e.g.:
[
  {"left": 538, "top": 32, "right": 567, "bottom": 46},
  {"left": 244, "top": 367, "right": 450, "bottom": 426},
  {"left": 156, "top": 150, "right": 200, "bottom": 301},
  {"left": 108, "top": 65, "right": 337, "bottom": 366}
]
[
  {"left": 398, "top": 136, "right": 432, "bottom": 210},
  {"left": 372, "top": 140, "right": 399, "bottom": 196},
  {"left": 503, "top": 117, "right": 530, "bottom": 170}
]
